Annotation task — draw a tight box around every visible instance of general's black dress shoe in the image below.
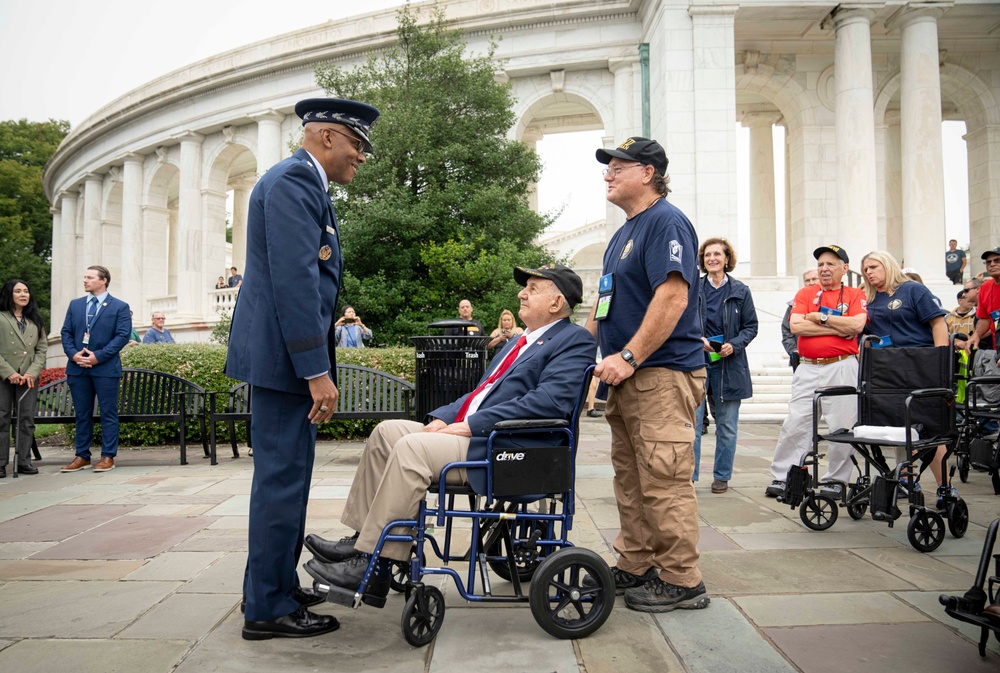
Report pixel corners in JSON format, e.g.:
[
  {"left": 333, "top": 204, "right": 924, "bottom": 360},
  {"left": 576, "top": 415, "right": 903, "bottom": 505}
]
[
  {"left": 305, "top": 555, "right": 390, "bottom": 608},
  {"left": 304, "top": 532, "right": 360, "bottom": 563},
  {"left": 241, "top": 606, "right": 339, "bottom": 641},
  {"left": 17, "top": 464, "right": 38, "bottom": 475},
  {"left": 241, "top": 585, "right": 325, "bottom": 614}
]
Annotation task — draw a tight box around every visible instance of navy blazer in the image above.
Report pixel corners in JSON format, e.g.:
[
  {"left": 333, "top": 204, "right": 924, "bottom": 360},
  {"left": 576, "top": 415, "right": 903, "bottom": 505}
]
[
  {"left": 226, "top": 149, "right": 342, "bottom": 395},
  {"left": 430, "top": 318, "right": 596, "bottom": 494},
  {"left": 60, "top": 295, "right": 132, "bottom": 378}
]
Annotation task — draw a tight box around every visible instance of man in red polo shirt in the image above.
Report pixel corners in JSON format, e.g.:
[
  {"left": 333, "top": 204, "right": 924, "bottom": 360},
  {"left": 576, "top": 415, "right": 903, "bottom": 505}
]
[
  {"left": 766, "top": 245, "right": 868, "bottom": 498},
  {"left": 965, "top": 247, "right": 1000, "bottom": 353}
]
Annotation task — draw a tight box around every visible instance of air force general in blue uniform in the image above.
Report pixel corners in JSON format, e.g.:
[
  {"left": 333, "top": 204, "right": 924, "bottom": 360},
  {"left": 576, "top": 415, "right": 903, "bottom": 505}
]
[
  {"left": 226, "top": 98, "right": 380, "bottom": 641},
  {"left": 59, "top": 265, "right": 131, "bottom": 474}
]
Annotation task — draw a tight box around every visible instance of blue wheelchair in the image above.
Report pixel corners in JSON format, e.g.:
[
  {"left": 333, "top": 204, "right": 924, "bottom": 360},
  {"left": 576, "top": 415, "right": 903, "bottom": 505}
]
[{"left": 309, "top": 366, "right": 615, "bottom": 646}]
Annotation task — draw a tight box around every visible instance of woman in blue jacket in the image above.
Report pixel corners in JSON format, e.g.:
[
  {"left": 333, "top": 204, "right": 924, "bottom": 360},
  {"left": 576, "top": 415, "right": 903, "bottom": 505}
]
[{"left": 693, "top": 238, "right": 759, "bottom": 493}]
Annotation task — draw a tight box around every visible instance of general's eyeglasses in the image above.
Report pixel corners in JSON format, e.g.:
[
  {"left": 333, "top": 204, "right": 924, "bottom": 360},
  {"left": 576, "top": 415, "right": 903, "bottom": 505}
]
[
  {"left": 325, "top": 127, "right": 366, "bottom": 154},
  {"left": 985, "top": 258, "right": 1000, "bottom": 267},
  {"left": 602, "top": 164, "right": 645, "bottom": 178}
]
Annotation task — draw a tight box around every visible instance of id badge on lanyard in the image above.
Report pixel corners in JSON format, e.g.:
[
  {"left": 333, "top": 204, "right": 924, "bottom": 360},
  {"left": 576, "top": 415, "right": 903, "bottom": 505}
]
[
  {"left": 594, "top": 273, "right": 614, "bottom": 321},
  {"left": 991, "top": 308, "right": 1000, "bottom": 333}
]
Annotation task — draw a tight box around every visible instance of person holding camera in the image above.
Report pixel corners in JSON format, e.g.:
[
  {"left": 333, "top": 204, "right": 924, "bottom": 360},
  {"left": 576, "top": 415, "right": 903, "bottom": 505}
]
[
  {"left": 487, "top": 309, "right": 524, "bottom": 351},
  {"left": 334, "top": 305, "right": 372, "bottom": 349},
  {"left": 692, "top": 238, "right": 758, "bottom": 494}
]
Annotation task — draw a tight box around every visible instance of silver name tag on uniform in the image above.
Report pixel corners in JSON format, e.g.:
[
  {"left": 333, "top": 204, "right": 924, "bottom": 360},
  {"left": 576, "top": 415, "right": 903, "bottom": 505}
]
[{"left": 326, "top": 226, "right": 336, "bottom": 236}]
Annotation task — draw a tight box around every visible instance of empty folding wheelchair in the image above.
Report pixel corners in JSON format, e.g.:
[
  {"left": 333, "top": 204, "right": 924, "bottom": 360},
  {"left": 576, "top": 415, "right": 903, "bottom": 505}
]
[
  {"left": 779, "top": 338, "right": 970, "bottom": 552},
  {"left": 309, "top": 367, "right": 615, "bottom": 646},
  {"left": 953, "top": 348, "right": 1000, "bottom": 494}
]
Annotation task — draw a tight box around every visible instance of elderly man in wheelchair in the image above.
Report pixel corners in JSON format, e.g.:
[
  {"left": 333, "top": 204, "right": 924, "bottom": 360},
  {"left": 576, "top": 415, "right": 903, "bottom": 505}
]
[{"left": 303, "top": 265, "right": 596, "bottom": 612}]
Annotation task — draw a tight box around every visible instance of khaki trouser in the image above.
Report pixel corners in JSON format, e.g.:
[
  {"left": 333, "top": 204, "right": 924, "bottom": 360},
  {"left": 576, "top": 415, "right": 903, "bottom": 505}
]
[
  {"left": 342, "top": 420, "right": 468, "bottom": 561},
  {"left": 606, "top": 366, "right": 706, "bottom": 588}
]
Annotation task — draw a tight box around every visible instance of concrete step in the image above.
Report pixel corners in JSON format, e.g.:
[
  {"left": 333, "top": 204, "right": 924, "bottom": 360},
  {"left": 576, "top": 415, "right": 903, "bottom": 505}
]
[
  {"left": 737, "top": 402, "right": 791, "bottom": 415},
  {"left": 738, "top": 413, "right": 786, "bottom": 423},
  {"left": 746, "top": 393, "right": 792, "bottom": 403}
]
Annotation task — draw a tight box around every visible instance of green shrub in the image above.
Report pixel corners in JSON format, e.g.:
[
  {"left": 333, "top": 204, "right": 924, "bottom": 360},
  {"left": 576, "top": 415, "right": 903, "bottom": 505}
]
[{"left": 99, "top": 344, "right": 418, "bottom": 446}]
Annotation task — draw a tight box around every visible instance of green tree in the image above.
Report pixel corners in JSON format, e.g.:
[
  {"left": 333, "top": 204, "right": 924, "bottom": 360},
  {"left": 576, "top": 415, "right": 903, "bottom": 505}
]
[
  {"left": 315, "top": 4, "right": 556, "bottom": 344},
  {"left": 0, "top": 118, "right": 70, "bottom": 327}
]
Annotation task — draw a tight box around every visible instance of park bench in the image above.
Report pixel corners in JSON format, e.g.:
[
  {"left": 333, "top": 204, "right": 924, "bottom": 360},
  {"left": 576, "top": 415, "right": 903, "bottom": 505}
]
[
  {"left": 208, "top": 364, "right": 415, "bottom": 459},
  {"left": 18, "top": 368, "right": 208, "bottom": 465}
]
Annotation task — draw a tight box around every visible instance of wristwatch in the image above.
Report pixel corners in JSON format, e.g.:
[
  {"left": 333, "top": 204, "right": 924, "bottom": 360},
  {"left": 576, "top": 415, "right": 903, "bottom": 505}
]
[
  {"left": 820, "top": 313, "right": 829, "bottom": 324},
  {"left": 620, "top": 349, "right": 639, "bottom": 369}
]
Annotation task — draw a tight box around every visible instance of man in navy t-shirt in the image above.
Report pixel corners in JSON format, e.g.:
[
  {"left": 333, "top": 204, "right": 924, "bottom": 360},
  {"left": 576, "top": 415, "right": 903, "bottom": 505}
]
[
  {"left": 585, "top": 137, "right": 708, "bottom": 614},
  {"left": 945, "top": 240, "right": 966, "bottom": 285}
]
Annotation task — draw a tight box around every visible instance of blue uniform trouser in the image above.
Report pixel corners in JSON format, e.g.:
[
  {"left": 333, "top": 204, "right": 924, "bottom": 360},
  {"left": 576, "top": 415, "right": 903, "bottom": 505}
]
[
  {"left": 693, "top": 363, "right": 741, "bottom": 482},
  {"left": 67, "top": 372, "right": 120, "bottom": 460},
  {"left": 243, "top": 386, "right": 316, "bottom": 622}
]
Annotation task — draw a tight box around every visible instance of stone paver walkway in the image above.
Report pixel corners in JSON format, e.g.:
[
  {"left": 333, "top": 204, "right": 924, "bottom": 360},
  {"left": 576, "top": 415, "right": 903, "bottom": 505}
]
[{"left": 0, "top": 419, "right": 997, "bottom": 672}]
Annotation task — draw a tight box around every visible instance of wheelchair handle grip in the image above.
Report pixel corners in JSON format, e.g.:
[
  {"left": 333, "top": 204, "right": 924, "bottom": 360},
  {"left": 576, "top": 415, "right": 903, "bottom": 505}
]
[{"left": 908, "top": 387, "right": 954, "bottom": 400}]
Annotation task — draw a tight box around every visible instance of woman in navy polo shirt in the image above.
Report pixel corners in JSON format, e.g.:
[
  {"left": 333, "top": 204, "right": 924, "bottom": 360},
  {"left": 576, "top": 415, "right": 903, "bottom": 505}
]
[{"left": 861, "top": 250, "right": 955, "bottom": 505}]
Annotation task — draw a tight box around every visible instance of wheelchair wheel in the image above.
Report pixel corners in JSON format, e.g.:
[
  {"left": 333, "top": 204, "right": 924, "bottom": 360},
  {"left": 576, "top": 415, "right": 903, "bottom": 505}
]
[
  {"left": 957, "top": 454, "right": 970, "bottom": 484},
  {"left": 400, "top": 585, "right": 445, "bottom": 647},
  {"left": 529, "top": 548, "right": 615, "bottom": 640},
  {"left": 846, "top": 484, "right": 868, "bottom": 520},
  {"left": 799, "top": 494, "right": 838, "bottom": 531},
  {"left": 907, "top": 510, "right": 946, "bottom": 552},
  {"left": 947, "top": 499, "right": 969, "bottom": 538},
  {"left": 389, "top": 560, "right": 409, "bottom": 593}
]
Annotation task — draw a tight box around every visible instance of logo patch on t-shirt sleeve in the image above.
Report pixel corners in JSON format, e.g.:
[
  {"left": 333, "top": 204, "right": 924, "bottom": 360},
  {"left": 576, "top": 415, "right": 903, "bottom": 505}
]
[{"left": 670, "top": 240, "right": 682, "bottom": 263}]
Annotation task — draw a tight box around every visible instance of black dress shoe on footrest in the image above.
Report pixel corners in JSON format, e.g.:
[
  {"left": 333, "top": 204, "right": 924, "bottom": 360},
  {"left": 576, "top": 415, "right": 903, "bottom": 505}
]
[
  {"left": 240, "top": 585, "right": 326, "bottom": 614},
  {"left": 242, "top": 606, "right": 340, "bottom": 640},
  {"left": 305, "top": 556, "right": 390, "bottom": 609},
  {"left": 304, "top": 532, "right": 360, "bottom": 563},
  {"left": 17, "top": 464, "right": 38, "bottom": 475}
]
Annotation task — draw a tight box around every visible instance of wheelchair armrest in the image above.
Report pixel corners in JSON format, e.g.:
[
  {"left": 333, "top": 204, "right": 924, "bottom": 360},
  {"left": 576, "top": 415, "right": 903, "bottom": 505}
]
[
  {"left": 492, "top": 419, "right": 569, "bottom": 431},
  {"left": 908, "top": 387, "right": 954, "bottom": 400},
  {"left": 814, "top": 386, "right": 857, "bottom": 398},
  {"left": 968, "top": 376, "right": 1000, "bottom": 386}
]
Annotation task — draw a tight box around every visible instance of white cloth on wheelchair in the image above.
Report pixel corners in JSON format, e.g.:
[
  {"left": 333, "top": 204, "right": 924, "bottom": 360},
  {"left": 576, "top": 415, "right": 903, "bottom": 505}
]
[{"left": 852, "top": 425, "right": 920, "bottom": 442}]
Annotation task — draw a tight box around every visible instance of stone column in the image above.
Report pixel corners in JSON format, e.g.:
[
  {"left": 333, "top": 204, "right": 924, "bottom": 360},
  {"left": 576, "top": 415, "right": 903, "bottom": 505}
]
[
  {"left": 521, "top": 127, "right": 542, "bottom": 214},
  {"left": 888, "top": 3, "right": 950, "bottom": 278},
  {"left": 883, "top": 111, "right": 904, "bottom": 260},
  {"left": 60, "top": 191, "right": 79, "bottom": 300},
  {"left": 784, "top": 131, "right": 792, "bottom": 274},
  {"left": 83, "top": 173, "right": 104, "bottom": 265},
  {"left": 253, "top": 111, "right": 284, "bottom": 176},
  {"left": 828, "top": 4, "right": 880, "bottom": 252},
  {"left": 690, "top": 4, "right": 739, "bottom": 243},
  {"left": 230, "top": 178, "right": 254, "bottom": 276},
  {"left": 49, "top": 205, "right": 62, "bottom": 335},
  {"left": 742, "top": 112, "right": 782, "bottom": 276},
  {"left": 177, "top": 132, "right": 205, "bottom": 319},
  {"left": 610, "top": 56, "right": 640, "bottom": 140},
  {"left": 120, "top": 154, "right": 144, "bottom": 312},
  {"left": 966, "top": 124, "right": 1000, "bottom": 256}
]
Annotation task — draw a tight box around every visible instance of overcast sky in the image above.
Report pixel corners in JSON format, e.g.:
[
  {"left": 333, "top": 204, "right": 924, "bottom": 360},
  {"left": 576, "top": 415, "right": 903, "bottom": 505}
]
[{"left": 0, "top": 0, "right": 969, "bottom": 262}]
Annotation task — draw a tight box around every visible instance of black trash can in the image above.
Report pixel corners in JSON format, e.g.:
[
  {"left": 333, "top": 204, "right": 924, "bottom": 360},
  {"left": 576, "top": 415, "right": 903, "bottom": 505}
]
[{"left": 411, "top": 320, "right": 492, "bottom": 419}]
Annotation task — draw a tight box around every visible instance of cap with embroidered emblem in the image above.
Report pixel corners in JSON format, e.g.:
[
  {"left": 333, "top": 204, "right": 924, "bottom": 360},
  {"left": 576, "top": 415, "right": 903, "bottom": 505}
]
[
  {"left": 813, "top": 245, "right": 849, "bottom": 264},
  {"left": 294, "top": 98, "right": 380, "bottom": 153},
  {"left": 596, "top": 137, "right": 668, "bottom": 176},
  {"left": 513, "top": 264, "right": 584, "bottom": 308}
]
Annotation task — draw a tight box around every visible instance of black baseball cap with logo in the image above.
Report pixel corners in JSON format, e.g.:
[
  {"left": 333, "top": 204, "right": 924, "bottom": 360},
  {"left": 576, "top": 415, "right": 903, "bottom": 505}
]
[
  {"left": 596, "top": 137, "right": 668, "bottom": 176},
  {"left": 513, "top": 264, "right": 584, "bottom": 308},
  {"left": 980, "top": 247, "right": 1000, "bottom": 260},
  {"left": 813, "top": 245, "right": 849, "bottom": 264}
]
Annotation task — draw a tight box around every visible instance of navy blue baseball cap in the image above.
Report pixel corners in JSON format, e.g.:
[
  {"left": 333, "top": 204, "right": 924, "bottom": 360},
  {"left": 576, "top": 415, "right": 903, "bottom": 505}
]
[
  {"left": 981, "top": 247, "right": 1000, "bottom": 260},
  {"left": 596, "top": 137, "right": 668, "bottom": 176},
  {"left": 295, "top": 98, "right": 380, "bottom": 153}
]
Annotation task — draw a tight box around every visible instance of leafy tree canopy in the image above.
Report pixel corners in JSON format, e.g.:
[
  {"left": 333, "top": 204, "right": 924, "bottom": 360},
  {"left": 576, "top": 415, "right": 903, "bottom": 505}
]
[
  {"left": 316, "top": 3, "right": 557, "bottom": 344},
  {"left": 0, "top": 118, "right": 70, "bottom": 327}
]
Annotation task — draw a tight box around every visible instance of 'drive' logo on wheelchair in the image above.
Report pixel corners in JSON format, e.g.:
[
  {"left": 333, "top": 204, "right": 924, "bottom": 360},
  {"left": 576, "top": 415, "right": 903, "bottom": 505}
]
[{"left": 495, "top": 451, "right": 526, "bottom": 461}]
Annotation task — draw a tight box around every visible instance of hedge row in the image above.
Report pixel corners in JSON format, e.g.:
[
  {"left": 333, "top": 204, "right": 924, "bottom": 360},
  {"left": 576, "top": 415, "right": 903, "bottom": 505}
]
[{"left": 58, "top": 344, "right": 417, "bottom": 447}]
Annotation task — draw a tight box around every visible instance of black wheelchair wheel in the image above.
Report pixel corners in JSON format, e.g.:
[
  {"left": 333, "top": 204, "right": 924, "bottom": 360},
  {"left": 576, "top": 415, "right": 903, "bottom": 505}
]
[
  {"left": 957, "top": 454, "right": 970, "bottom": 484},
  {"left": 400, "top": 585, "right": 445, "bottom": 647},
  {"left": 528, "top": 548, "right": 615, "bottom": 640},
  {"left": 485, "top": 521, "right": 547, "bottom": 582},
  {"left": 846, "top": 484, "right": 868, "bottom": 520},
  {"left": 907, "top": 510, "right": 946, "bottom": 552},
  {"left": 389, "top": 560, "right": 409, "bottom": 593},
  {"left": 799, "top": 494, "right": 839, "bottom": 531},
  {"left": 947, "top": 499, "right": 969, "bottom": 539}
]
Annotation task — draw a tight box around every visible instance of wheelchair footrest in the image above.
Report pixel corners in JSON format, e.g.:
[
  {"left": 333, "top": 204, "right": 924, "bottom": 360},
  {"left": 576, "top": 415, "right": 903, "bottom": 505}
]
[
  {"left": 313, "top": 581, "right": 360, "bottom": 609},
  {"left": 781, "top": 466, "right": 810, "bottom": 508},
  {"left": 869, "top": 476, "right": 902, "bottom": 523}
]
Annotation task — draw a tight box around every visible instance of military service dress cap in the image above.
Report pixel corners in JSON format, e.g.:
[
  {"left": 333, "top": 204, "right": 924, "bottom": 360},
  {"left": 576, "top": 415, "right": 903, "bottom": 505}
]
[
  {"left": 295, "top": 98, "right": 380, "bottom": 153},
  {"left": 513, "top": 264, "right": 584, "bottom": 309}
]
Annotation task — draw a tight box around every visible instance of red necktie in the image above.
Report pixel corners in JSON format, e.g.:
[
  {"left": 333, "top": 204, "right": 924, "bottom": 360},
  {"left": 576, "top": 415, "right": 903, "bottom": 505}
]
[{"left": 454, "top": 335, "right": 527, "bottom": 422}]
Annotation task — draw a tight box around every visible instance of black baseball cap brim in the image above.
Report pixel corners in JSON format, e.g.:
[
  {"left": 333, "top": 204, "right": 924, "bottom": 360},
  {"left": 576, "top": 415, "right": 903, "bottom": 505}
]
[
  {"left": 513, "top": 265, "right": 584, "bottom": 309},
  {"left": 813, "top": 245, "right": 849, "bottom": 264},
  {"left": 981, "top": 247, "right": 1000, "bottom": 260}
]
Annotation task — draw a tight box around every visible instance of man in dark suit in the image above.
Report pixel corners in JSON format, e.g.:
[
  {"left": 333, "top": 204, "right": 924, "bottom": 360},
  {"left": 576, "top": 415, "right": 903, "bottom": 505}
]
[
  {"left": 225, "top": 97, "right": 380, "bottom": 641},
  {"left": 303, "top": 265, "right": 596, "bottom": 606},
  {"left": 59, "top": 265, "right": 131, "bottom": 473}
]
